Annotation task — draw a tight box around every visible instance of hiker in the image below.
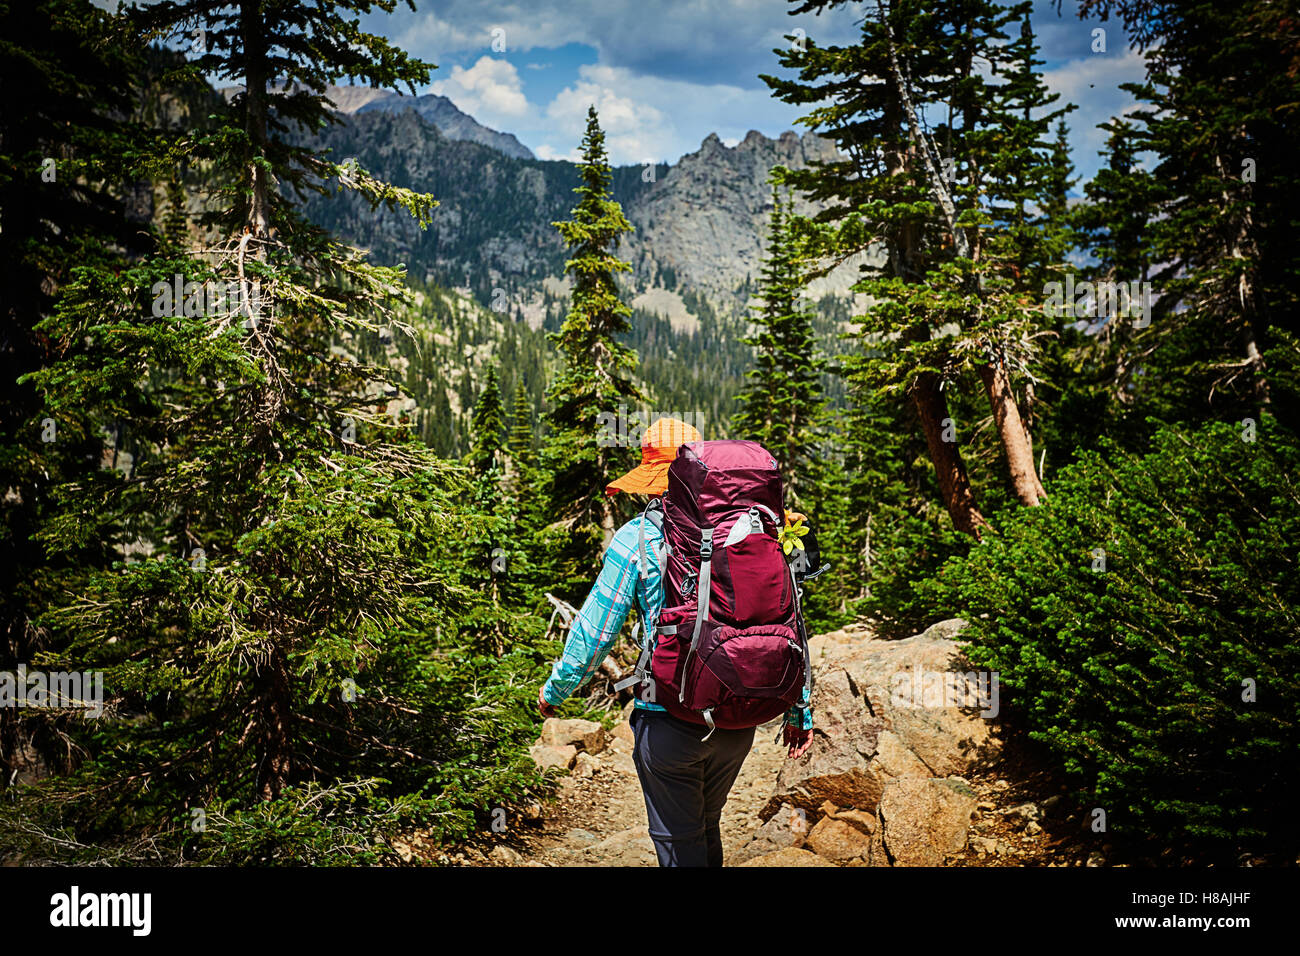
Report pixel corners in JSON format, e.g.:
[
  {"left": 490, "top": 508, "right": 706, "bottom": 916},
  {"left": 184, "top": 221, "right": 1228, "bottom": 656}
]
[{"left": 538, "top": 417, "right": 815, "bottom": 868}]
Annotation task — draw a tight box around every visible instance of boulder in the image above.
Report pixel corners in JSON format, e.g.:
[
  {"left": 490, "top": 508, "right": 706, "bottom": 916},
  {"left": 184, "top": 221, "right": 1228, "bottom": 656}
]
[
  {"left": 805, "top": 816, "right": 873, "bottom": 863},
  {"left": 869, "top": 729, "right": 932, "bottom": 780},
  {"left": 539, "top": 717, "right": 607, "bottom": 755},
  {"left": 875, "top": 776, "right": 977, "bottom": 867},
  {"left": 529, "top": 743, "right": 577, "bottom": 771},
  {"left": 828, "top": 807, "right": 877, "bottom": 837},
  {"left": 762, "top": 664, "right": 884, "bottom": 821},
  {"left": 730, "top": 803, "right": 809, "bottom": 865},
  {"left": 845, "top": 633, "right": 999, "bottom": 777},
  {"left": 920, "top": 618, "right": 969, "bottom": 642},
  {"left": 737, "top": 847, "right": 837, "bottom": 868}
]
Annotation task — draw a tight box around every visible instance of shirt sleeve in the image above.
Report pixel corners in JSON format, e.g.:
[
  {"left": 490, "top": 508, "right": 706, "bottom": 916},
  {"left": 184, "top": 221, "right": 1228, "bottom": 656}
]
[{"left": 541, "top": 522, "right": 641, "bottom": 706}]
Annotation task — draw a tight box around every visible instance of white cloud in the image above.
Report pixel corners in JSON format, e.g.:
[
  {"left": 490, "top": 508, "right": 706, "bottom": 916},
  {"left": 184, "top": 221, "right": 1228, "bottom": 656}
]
[
  {"left": 1043, "top": 47, "right": 1148, "bottom": 180},
  {"left": 378, "top": 1, "right": 861, "bottom": 90},
  {"left": 543, "top": 66, "right": 672, "bottom": 163},
  {"left": 534, "top": 63, "right": 803, "bottom": 165},
  {"left": 430, "top": 55, "right": 530, "bottom": 125}
]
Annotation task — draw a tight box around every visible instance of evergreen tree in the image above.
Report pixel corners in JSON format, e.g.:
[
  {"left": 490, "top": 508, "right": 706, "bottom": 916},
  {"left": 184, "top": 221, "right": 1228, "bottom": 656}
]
[
  {"left": 508, "top": 380, "right": 536, "bottom": 464},
  {"left": 541, "top": 107, "right": 643, "bottom": 599},
  {"left": 0, "top": 0, "right": 147, "bottom": 788},
  {"left": 768, "top": 0, "right": 1070, "bottom": 531},
  {"left": 765, "top": 0, "right": 1003, "bottom": 537},
  {"left": 8, "top": 0, "right": 546, "bottom": 863},
  {"left": 469, "top": 366, "right": 506, "bottom": 478},
  {"left": 731, "top": 183, "right": 826, "bottom": 509},
  {"left": 1076, "top": 0, "right": 1300, "bottom": 433}
]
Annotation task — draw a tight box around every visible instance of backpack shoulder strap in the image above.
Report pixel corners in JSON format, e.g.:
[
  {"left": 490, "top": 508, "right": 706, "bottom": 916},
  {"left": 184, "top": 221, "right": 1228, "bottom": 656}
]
[{"left": 638, "top": 498, "right": 666, "bottom": 582}]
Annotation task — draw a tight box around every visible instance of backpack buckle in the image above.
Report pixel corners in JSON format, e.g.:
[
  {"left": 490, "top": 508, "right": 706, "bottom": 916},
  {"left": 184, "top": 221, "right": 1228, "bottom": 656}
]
[{"left": 699, "top": 528, "right": 715, "bottom": 560}]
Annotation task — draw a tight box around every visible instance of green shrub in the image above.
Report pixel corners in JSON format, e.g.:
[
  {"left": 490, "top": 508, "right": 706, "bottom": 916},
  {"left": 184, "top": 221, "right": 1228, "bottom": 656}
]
[{"left": 944, "top": 419, "right": 1300, "bottom": 851}]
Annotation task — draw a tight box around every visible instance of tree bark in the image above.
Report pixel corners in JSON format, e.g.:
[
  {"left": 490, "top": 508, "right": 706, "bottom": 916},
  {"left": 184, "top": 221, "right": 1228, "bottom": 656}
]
[
  {"left": 979, "top": 360, "right": 1046, "bottom": 506},
  {"left": 255, "top": 645, "right": 293, "bottom": 801},
  {"left": 242, "top": 0, "right": 271, "bottom": 239},
  {"left": 912, "top": 372, "right": 988, "bottom": 538}
]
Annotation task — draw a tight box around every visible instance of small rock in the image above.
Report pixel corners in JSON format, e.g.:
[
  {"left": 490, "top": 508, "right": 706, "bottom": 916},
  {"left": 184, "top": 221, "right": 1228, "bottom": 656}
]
[
  {"left": 993, "top": 779, "right": 1010, "bottom": 791},
  {"left": 971, "top": 836, "right": 997, "bottom": 856},
  {"left": 489, "top": 845, "right": 524, "bottom": 865},
  {"left": 1086, "top": 850, "right": 1106, "bottom": 868},
  {"left": 539, "top": 717, "right": 607, "bottom": 755},
  {"left": 572, "top": 751, "right": 601, "bottom": 778},
  {"left": 1007, "top": 802, "right": 1044, "bottom": 830},
  {"left": 919, "top": 618, "right": 968, "bottom": 642},
  {"left": 521, "top": 801, "right": 543, "bottom": 823},
  {"left": 731, "top": 803, "right": 810, "bottom": 864}
]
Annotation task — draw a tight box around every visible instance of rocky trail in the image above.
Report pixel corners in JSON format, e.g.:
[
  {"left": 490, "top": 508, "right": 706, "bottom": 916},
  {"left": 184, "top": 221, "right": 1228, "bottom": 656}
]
[{"left": 433, "top": 620, "right": 1107, "bottom": 868}]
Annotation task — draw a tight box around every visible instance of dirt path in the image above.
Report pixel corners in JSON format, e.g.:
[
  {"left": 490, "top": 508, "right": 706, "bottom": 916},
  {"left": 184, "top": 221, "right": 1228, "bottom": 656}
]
[
  {"left": 439, "top": 621, "right": 1100, "bottom": 868},
  {"left": 516, "top": 708, "right": 789, "bottom": 867}
]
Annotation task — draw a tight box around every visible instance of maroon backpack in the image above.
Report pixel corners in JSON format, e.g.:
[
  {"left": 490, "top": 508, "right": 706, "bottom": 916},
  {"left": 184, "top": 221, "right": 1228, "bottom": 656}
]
[{"left": 618, "top": 439, "right": 813, "bottom": 738}]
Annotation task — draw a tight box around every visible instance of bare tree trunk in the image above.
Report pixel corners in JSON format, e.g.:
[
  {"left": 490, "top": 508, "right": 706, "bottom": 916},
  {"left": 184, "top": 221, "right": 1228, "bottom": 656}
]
[
  {"left": 979, "top": 360, "right": 1045, "bottom": 506},
  {"left": 1215, "top": 150, "right": 1270, "bottom": 417},
  {"left": 255, "top": 646, "right": 293, "bottom": 801},
  {"left": 912, "top": 372, "right": 987, "bottom": 538},
  {"left": 242, "top": 0, "right": 271, "bottom": 239}
]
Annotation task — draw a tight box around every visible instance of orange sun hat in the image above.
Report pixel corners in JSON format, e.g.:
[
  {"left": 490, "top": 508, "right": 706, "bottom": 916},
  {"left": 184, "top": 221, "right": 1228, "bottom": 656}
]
[{"left": 605, "top": 417, "right": 702, "bottom": 496}]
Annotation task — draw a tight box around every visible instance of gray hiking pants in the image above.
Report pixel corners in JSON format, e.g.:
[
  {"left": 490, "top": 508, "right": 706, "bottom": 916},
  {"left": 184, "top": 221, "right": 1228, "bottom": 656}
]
[{"left": 630, "top": 708, "right": 756, "bottom": 867}]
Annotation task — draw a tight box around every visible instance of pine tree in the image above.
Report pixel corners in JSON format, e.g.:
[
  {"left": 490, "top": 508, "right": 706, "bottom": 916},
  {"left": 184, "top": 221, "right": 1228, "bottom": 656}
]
[
  {"left": 1076, "top": 0, "right": 1300, "bottom": 433},
  {"left": 0, "top": 0, "right": 147, "bottom": 787},
  {"left": 9, "top": 0, "right": 547, "bottom": 863},
  {"left": 541, "top": 106, "right": 643, "bottom": 599},
  {"left": 469, "top": 366, "right": 506, "bottom": 479},
  {"left": 1064, "top": 117, "right": 1162, "bottom": 449},
  {"left": 965, "top": 8, "right": 1074, "bottom": 506},
  {"left": 731, "top": 183, "right": 826, "bottom": 509},
  {"left": 765, "top": 0, "right": 1003, "bottom": 538},
  {"left": 767, "top": 0, "right": 1071, "bottom": 531}
]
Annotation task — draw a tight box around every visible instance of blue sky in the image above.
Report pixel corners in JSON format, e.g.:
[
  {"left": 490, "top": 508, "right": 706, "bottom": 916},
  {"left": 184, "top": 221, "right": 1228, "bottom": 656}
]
[{"left": 354, "top": 0, "right": 1148, "bottom": 191}]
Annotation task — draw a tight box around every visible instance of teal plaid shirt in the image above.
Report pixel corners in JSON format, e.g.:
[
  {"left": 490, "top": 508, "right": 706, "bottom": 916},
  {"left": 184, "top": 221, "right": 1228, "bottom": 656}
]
[{"left": 541, "top": 514, "right": 814, "bottom": 730}]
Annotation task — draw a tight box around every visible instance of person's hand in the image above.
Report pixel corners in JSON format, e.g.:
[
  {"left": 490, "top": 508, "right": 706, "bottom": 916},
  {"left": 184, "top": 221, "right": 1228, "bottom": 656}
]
[
  {"left": 538, "top": 687, "right": 557, "bottom": 719},
  {"left": 783, "top": 723, "right": 813, "bottom": 759}
]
